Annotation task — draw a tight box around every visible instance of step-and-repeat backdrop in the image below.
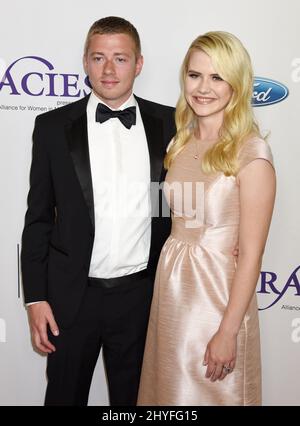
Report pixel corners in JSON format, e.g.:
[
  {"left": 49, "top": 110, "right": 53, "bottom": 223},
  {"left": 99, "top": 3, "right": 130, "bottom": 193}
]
[{"left": 0, "top": 0, "right": 299, "bottom": 406}]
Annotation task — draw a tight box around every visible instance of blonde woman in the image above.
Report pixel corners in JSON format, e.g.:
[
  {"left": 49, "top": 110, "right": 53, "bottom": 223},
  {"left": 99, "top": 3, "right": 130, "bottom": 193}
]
[{"left": 138, "top": 32, "right": 276, "bottom": 406}]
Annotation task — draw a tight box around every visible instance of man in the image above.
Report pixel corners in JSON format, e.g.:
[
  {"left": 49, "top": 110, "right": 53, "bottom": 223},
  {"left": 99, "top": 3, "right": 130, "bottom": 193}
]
[{"left": 21, "top": 16, "right": 175, "bottom": 406}]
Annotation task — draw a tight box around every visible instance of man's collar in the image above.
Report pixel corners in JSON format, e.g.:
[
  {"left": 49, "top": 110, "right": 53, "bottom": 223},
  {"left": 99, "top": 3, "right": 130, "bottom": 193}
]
[{"left": 88, "top": 91, "right": 136, "bottom": 113}]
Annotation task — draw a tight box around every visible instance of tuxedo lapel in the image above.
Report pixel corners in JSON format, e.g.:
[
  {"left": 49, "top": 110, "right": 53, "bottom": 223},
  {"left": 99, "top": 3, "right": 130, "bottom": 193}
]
[
  {"left": 136, "top": 96, "right": 169, "bottom": 223},
  {"left": 66, "top": 96, "right": 95, "bottom": 229},
  {"left": 136, "top": 97, "right": 165, "bottom": 184}
]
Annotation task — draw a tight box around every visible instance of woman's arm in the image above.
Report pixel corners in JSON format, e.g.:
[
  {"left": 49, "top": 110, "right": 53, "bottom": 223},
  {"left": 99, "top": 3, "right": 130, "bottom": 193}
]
[{"left": 204, "top": 158, "right": 276, "bottom": 381}]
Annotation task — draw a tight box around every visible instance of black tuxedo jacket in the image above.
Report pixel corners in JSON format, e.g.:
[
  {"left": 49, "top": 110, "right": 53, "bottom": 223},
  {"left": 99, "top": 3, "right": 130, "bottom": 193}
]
[{"left": 21, "top": 94, "right": 176, "bottom": 328}]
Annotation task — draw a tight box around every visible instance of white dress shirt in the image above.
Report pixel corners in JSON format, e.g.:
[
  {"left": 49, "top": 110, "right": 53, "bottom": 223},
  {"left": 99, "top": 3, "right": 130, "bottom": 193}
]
[{"left": 87, "top": 91, "right": 151, "bottom": 278}]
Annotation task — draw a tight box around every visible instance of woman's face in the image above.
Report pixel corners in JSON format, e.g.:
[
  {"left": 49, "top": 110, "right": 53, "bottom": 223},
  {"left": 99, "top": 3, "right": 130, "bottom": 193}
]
[{"left": 184, "top": 49, "right": 233, "bottom": 120}]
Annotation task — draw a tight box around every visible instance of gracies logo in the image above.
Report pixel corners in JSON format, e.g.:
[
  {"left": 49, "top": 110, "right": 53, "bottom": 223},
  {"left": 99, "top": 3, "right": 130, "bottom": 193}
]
[
  {"left": 0, "top": 56, "right": 91, "bottom": 98},
  {"left": 258, "top": 265, "right": 300, "bottom": 310}
]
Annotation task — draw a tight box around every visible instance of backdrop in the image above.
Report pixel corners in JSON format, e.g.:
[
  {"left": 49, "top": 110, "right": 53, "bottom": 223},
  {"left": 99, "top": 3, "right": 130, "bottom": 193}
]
[{"left": 0, "top": 0, "right": 299, "bottom": 406}]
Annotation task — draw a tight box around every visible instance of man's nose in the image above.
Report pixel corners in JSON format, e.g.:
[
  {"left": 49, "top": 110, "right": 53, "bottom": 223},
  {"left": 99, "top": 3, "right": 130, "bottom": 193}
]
[{"left": 103, "top": 59, "right": 115, "bottom": 74}]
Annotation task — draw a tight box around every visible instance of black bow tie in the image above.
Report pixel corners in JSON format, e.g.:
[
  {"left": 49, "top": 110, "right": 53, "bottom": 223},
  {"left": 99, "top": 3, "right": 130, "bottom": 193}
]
[{"left": 96, "top": 103, "right": 136, "bottom": 129}]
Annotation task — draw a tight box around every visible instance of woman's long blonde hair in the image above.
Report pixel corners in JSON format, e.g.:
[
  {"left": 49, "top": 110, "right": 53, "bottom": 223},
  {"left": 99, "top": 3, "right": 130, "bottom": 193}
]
[{"left": 164, "top": 31, "right": 261, "bottom": 176}]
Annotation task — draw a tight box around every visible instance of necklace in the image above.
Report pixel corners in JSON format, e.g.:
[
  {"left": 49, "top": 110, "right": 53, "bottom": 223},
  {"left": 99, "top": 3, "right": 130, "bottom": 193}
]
[
  {"left": 193, "top": 138, "right": 200, "bottom": 160},
  {"left": 193, "top": 136, "right": 218, "bottom": 159}
]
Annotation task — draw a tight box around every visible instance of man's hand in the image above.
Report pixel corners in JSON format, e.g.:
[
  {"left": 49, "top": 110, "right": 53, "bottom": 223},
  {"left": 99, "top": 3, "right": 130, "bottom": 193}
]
[{"left": 27, "top": 301, "right": 59, "bottom": 354}]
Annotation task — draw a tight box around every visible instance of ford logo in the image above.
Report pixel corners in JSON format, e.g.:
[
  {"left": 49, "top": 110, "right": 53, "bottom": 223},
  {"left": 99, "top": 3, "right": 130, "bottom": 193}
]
[{"left": 252, "top": 77, "right": 289, "bottom": 107}]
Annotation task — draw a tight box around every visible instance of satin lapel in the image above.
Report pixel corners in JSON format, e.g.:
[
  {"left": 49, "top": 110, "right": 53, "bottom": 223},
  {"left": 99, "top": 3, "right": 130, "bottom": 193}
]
[
  {"left": 138, "top": 108, "right": 165, "bottom": 184},
  {"left": 137, "top": 98, "right": 167, "bottom": 222},
  {"left": 66, "top": 112, "right": 95, "bottom": 229}
]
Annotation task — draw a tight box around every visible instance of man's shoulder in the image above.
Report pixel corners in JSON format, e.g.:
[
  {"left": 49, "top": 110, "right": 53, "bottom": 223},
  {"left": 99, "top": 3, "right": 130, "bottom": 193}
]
[
  {"left": 135, "top": 96, "right": 175, "bottom": 116},
  {"left": 35, "top": 95, "right": 90, "bottom": 125}
]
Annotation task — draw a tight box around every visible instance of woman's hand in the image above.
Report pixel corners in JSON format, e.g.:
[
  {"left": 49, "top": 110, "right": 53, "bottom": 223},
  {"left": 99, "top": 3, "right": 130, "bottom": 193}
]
[{"left": 203, "top": 329, "right": 237, "bottom": 381}]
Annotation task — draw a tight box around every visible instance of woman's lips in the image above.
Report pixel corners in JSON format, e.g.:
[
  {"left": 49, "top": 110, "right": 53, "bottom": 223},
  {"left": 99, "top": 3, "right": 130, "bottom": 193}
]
[{"left": 193, "top": 96, "right": 216, "bottom": 104}]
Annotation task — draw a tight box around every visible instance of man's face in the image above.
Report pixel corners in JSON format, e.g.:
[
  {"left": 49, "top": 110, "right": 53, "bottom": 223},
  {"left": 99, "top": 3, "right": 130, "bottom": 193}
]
[{"left": 84, "top": 33, "right": 143, "bottom": 109}]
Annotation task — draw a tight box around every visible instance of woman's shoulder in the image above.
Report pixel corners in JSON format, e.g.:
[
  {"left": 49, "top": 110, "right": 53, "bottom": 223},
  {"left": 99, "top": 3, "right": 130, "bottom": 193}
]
[{"left": 238, "top": 136, "right": 274, "bottom": 173}]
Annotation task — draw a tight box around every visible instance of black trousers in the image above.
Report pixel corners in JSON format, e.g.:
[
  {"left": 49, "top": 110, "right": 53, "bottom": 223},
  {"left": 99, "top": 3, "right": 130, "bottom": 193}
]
[{"left": 44, "top": 271, "right": 153, "bottom": 406}]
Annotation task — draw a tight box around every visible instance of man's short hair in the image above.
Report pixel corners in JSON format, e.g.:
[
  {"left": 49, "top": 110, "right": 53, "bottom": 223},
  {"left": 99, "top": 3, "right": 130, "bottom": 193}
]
[{"left": 84, "top": 16, "right": 141, "bottom": 58}]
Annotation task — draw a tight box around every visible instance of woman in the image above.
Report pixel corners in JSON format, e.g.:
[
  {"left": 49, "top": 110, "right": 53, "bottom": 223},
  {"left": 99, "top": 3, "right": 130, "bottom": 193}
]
[{"left": 138, "top": 31, "right": 276, "bottom": 406}]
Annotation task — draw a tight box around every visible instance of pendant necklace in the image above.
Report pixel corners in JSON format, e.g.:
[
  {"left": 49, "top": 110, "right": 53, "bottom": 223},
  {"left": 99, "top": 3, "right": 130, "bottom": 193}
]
[{"left": 193, "top": 138, "right": 200, "bottom": 160}]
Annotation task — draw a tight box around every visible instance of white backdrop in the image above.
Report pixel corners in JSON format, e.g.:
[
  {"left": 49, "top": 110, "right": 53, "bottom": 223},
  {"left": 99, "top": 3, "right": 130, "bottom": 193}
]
[{"left": 0, "top": 0, "right": 299, "bottom": 406}]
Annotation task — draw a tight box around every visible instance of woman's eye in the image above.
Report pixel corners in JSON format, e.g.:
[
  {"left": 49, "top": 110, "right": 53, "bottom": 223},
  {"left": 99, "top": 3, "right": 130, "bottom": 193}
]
[
  {"left": 212, "top": 75, "right": 223, "bottom": 81},
  {"left": 188, "top": 73, "right": 198, "bottom": 79}
]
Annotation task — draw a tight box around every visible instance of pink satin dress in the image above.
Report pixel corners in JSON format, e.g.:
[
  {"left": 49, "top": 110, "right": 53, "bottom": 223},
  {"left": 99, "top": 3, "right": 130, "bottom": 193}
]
[{"left": 138, "top": 136, "right": 273, "bottom": 406}]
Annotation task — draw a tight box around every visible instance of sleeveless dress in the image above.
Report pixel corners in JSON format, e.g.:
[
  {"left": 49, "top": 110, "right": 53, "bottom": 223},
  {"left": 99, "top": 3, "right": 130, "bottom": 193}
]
[{"left": 137, "top": 136, "right": 273, "bottom": 406}]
